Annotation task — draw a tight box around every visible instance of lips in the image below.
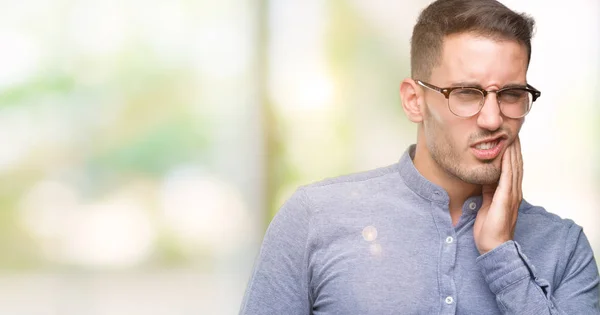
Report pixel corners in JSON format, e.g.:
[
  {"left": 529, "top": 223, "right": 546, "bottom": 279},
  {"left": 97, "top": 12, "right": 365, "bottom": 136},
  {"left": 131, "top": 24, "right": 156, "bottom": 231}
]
[
  {"left": 474, "top": 139, "right": 499, "bottom": 150},
  {"left": 470, "top": 136, "right": 506, "bottom": 160}
]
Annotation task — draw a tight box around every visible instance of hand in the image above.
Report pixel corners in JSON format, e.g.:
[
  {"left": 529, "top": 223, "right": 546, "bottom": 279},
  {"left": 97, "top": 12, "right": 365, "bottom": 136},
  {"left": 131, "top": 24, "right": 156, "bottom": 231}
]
[{"left": 473, "top": 136, "right": 523, "bottom": 255}]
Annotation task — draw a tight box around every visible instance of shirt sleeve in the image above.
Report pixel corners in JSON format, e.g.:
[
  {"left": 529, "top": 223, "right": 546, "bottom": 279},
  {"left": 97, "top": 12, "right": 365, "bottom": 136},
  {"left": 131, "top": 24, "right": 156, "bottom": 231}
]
[
  {"left": 239, "top": 188, "right": 312, "bottom": 315},
  {"left": 476, "top": 224, "right": 600, "bottom": 315}
]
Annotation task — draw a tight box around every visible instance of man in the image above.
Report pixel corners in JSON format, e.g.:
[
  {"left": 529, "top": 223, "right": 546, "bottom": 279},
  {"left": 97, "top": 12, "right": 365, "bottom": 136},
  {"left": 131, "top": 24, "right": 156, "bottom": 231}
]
[{"left": 239, "top": 0, "right": 600, "bottom": 314}]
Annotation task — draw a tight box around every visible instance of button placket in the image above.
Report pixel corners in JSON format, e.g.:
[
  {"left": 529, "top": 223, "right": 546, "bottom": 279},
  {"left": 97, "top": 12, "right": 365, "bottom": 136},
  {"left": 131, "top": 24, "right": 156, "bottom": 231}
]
[
  {"left": 440, "top": 230, "right": 458, "bottom": 312},
  {"left": 445, "top": 296, "right": 454, "bottom": 304}
]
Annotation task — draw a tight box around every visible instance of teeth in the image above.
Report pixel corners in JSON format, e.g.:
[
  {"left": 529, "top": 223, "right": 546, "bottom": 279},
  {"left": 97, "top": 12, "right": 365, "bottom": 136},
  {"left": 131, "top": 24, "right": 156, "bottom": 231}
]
[{"left": 475, "top": 140, "right": 498, "bottom": 150}]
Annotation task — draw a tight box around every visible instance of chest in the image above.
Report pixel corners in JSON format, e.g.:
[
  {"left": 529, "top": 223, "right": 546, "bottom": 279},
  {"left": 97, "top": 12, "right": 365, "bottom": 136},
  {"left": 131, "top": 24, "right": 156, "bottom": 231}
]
[{"left": 308, "top": 218, "right": 500, "bottom": 315}]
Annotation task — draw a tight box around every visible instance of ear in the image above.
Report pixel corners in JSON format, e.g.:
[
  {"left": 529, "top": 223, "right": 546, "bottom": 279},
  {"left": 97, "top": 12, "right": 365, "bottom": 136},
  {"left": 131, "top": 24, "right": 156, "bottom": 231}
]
[{"left": 400, "top": 78, "right": 424, "bottom": 123}]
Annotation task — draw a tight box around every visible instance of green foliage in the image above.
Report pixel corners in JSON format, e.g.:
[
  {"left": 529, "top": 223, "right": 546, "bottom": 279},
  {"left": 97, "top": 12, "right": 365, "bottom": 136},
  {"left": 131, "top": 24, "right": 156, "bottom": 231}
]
[
  {"left": 87, "top": 115, "right": 210, "bottom": 176},
  {"left": 0, "top": 74, "right": 75, "bottom": 107}
]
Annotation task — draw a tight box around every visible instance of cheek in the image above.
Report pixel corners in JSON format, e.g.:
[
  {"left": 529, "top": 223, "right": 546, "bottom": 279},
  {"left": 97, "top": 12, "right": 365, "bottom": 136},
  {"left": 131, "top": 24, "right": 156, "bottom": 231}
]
[
  {"left": 506, "top": 118, "right": 524, "bottom": 138},
  {"left": 425, "top": 105, "right": 470, "bottom": 147},
  {"left": 447, "top": 125, "right": 471, "bottom": 151},
  {"left": 516, "top": 119, "right": 524, "bottom": 133},
  {"left": 425, "top": 102, "right": 445, "bottom": 124},
  {"left": 423, "top": 102, "right": 449, "bottom": 137}
]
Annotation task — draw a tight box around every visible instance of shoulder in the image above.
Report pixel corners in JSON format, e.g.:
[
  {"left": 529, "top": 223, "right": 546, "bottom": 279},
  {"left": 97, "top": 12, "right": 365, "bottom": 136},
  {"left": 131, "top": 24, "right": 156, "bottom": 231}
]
[
  {"left": 517, "top": 200, "right": 598, "bottom": 288},
  {"left": 517, "top": 199, "right": 582, "bottom": 241},
  {"left": 515, "top": 199, "right": 589, "bottom": 264},
  {"left": 277, "top": 162, "right": 405, "bottom": 221},
  {"left": 299, "top": 163, "right": 404, "bottom": 210},
  {"left": 518, "top": 199, "right": 579, "bottom": 231},
  {"left": 305, "top": 163, "right": 401, "bottom": 189}
]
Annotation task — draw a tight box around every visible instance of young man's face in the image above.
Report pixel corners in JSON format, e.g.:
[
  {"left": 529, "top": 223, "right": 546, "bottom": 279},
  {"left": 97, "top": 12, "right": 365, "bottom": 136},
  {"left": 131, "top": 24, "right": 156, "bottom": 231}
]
[{"left": 422, "top": 32, "right": 528, "bottom": 185}]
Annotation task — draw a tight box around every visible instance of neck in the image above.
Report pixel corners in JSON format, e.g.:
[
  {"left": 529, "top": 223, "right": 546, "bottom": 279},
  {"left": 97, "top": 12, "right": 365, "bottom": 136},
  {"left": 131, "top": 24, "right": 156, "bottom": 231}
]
[{"left": 412, "top": 141, "right": 481, "bottom": 224}]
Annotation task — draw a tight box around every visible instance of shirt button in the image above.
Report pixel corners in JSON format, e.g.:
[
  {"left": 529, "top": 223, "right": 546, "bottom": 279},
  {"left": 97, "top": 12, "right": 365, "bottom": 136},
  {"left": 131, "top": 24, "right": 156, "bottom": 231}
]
[
  {"left": 468, "top": 202, "right": 477, "bottom": 210},
  {"left": 445, "top": 236, "right": 454, "bottom": 244},
  {"left": 445, "top": 296, "right": 454, "bottom": 304}
]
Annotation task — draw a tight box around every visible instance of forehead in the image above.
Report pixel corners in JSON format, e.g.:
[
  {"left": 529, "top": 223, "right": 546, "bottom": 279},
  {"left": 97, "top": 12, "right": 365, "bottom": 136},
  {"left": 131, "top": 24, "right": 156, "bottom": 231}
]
[{"left": 432, "top": 32, "right": 528, "bottom": 87}]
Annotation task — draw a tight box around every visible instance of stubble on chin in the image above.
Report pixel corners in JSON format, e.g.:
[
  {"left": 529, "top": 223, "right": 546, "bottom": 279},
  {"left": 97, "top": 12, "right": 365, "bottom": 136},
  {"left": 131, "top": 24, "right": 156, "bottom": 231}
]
[
  {"left": 429, "top": 142, "right": 502, "bottom": 185},
  {"left": 459, "top": 163, "right": 501, "bottom": 185},
  {"left": 422, "top": 106, "right": 505, "bottom": 186}
]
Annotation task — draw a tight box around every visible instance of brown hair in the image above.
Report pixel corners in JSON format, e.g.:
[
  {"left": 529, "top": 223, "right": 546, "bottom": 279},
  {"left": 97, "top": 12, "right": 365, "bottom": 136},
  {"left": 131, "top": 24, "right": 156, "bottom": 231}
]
[{"left": 410, "top": 0, "right": 535, "bottom": 80}]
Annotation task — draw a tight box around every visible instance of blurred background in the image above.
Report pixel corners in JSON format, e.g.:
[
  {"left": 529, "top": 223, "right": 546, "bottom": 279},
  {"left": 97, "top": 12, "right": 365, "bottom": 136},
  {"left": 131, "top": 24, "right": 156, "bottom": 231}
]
[{"left": 0, "top": 0, "right": 597, "bottom": 314}]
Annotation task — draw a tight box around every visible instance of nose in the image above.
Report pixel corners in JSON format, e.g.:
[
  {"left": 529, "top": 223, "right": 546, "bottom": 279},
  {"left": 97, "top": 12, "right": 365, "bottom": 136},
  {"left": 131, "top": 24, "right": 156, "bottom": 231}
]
[{"left": 476, "top": 92, "right": 503, "bottom": 131}]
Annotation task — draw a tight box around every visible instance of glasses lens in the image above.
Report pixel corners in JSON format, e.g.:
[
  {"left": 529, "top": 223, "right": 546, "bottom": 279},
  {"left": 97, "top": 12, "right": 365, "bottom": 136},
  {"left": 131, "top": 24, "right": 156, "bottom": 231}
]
[
  {"left": 449, "top": 88, "right": 484, "bottom": 117},
  {"left": 499, "top": 89, "right": 533, "bottom": 118}
]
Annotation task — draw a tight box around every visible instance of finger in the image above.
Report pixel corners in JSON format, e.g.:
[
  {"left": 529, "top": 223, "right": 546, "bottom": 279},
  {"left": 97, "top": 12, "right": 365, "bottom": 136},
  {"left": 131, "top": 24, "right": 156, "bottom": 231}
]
[
  {"left": 496, "top": 143, "right": 512, "bottom": 203},
  {"left": 515, "top": 136, "right": 523, "bottom": 199},
  {"left": 488, "top": 145, "right": 512, "bottom": 227},
  {"left": 511, "top": 138, "right": 518, "bottom": 202},
  {"left": 500, "top": 143, "right": 512, "bottom": 187}
]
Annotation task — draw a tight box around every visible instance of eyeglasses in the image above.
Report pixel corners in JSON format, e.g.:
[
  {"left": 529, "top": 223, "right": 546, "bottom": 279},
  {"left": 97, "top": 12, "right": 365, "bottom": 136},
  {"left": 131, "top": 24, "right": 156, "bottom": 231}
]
[{"left": 416, "top": 80, "right": 541, "bottom": 118}]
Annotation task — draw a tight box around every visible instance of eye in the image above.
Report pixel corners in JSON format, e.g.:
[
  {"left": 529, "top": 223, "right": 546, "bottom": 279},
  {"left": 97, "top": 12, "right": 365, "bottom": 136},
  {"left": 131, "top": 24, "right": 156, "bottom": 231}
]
[
  {"left": 500, "top": 89, "right": 529, "bottom": 103},
  {"left": 455, "top": 89, "right": 480, "bottom": 96},
  {"left": 450, "top": 88, "right": 482, "bottom": 102}
]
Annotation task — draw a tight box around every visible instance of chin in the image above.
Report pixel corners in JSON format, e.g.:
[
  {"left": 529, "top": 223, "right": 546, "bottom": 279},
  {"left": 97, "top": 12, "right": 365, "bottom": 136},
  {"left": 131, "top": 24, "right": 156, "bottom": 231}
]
[
  {"left": 463, "top": 164, "right": 501, "bottom": 185},
  {"left": 483, "top": 157, "right": 503, "bottom": 167}
]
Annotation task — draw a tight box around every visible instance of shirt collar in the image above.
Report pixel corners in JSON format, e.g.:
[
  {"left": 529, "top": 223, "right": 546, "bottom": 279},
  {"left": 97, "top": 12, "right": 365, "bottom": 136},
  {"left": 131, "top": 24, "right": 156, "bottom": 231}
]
[
  {"left": 397, "top": 144, "right": 483, "bottom": 212},
  {"left": 397, "top": 144, "right": 449, "bottom": 203}
]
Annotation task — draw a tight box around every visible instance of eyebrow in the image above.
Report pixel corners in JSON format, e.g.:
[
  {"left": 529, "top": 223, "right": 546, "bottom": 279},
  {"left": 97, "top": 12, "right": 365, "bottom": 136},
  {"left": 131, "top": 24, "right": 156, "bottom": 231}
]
[
  {"left": 500, "top": 83, "right": 528, "bottom": 89},
  {"left": 448, "top": 81, "right": 528, "bottom": 89}
]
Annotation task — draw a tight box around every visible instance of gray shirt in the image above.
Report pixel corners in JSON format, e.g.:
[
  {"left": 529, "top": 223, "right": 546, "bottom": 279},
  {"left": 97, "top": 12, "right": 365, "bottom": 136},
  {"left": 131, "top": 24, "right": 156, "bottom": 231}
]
[{"left": 240, "top": 145, "right": 600, "bottom": 314}]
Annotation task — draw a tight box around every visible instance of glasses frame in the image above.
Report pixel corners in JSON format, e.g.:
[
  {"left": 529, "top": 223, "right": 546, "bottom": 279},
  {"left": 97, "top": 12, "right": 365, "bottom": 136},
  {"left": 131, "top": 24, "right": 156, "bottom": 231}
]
[{"left": 415, "top": 80, "right": 541, "bottom": 118}]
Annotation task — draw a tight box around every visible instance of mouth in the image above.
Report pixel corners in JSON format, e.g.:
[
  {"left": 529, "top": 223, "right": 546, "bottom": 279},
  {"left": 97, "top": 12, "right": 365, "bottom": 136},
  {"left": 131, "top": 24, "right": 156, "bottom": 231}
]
[{"left": 470, "top": 136, "right": 507, "bottom": 160}]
